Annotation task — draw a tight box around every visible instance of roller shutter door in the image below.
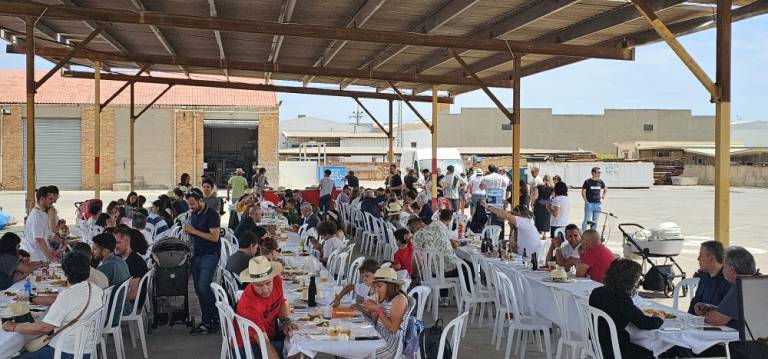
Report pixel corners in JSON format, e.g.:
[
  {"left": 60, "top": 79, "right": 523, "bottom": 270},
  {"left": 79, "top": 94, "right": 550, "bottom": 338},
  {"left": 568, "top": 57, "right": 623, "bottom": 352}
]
[{"left": 22, "top": 118, "right": 82, "bottom": 190}]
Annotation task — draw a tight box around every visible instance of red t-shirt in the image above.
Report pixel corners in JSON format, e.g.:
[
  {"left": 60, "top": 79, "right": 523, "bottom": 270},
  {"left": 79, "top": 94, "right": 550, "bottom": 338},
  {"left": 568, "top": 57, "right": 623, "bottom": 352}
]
[
  {"left": 580, "top": 243, "right": 615, "bottom": 283},
  {"left": 393, "top": 242, "right": 414, "bottom": 275},
  {"left": 235, "top": 276, "right": 285, "bottom": 346}
]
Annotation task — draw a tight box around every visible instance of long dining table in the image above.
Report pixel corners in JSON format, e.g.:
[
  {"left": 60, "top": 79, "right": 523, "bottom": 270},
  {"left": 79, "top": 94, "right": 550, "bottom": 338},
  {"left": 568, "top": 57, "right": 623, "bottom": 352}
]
[{"left": 455, "top": 242, "right": 739, "bottom": 357}]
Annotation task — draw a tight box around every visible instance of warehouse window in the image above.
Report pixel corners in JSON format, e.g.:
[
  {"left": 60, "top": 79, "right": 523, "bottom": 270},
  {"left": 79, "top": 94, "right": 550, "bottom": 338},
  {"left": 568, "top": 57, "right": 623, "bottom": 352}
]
[
  {"left": 643, "top": 124, "right": 654, "bottom": 131},
  {"left": 410, "top": 142, "right": 417, "bottom": 148},
  {"left": 502, "top": 123, "right": 512, "bottom": 130},
  {"left": 656, "top": 151, "right": 671, "bottom": 157}
]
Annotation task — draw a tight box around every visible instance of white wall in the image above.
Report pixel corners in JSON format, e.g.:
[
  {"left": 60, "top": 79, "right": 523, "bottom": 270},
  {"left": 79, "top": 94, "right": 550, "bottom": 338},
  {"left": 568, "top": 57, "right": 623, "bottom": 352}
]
[
  {"left": 278, "top": 161, "right": 318, "bottom": 189},
  {"left": 534, "top": 162, "right": 654, "bottom": 188},
  {"left": 400, "top": 127, "right": 431, "bottom": 150}
]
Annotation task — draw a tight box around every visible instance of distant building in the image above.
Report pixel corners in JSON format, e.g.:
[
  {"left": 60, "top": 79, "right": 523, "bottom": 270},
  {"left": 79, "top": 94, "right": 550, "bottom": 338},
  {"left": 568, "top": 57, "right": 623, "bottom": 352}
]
[{"left": 732, "top": 121, "right": 768, "bottom": 147}]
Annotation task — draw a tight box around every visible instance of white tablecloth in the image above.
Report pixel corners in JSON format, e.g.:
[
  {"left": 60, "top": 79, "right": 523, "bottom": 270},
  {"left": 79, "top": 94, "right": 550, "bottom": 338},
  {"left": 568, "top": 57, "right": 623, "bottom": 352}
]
[
  {"left": 456, "top": 245, "right": 738, "bottom": 355},
  {"left": 0, "top": 329, "right": 26, "bottom": 359}
]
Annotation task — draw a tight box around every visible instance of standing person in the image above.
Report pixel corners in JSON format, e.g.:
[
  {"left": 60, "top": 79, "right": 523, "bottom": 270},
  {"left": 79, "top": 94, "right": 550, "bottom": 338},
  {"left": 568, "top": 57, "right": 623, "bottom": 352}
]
[
  {"left": 581, "top": 167, "right": 607, "bottom": 231},
  {"left": 467, "top": 169, "right": 486, "bottom": 215},
  {"left": 183, "top": 189, "right": 221, "bottom": 335},
  {"left": 252, "top": 168, "right": 270, "bottom": 197},
  {"left": 531, "top": 174, "right": 554, "bottom": 239},
  {"left": 385, "top": 164, "right": 403, "bottom": 197},
  {"left": 201, "top": 178, "right": 222, "bottom": 214},
  {"left": 484, "top": 203, "right": 542, "bottom": 259},
  {"left": 518, "top": 180, "right": 530, "bottom": 210},
  {"left": 318, "top": 169, "right": 335, "bottom": 213},
  {"left": 548, "top": 181, "right": 570, "bottom": 237},
  {"left": 482, "top": 164, "right": 510, "bottom": 238},
  {"left": 688, "top": 241, "right": 732, "bottom": 314},
  {"left": 403, "top": 169, "right": 418, "bottom": 194},
  {"left": 22, "top": 187, "right": 60, "bottom": 263},
  {"left": 439, "top": 165, "right": 466, "bottom": 213},
  {"left": 227, "top": 168, "right": 249, "bottom": 205},
  {"left": 345, "top": 170, "right": 360, "bottom": 189},
  {"left": 528, "top": 166, "right": 543, "bottom": 188}
]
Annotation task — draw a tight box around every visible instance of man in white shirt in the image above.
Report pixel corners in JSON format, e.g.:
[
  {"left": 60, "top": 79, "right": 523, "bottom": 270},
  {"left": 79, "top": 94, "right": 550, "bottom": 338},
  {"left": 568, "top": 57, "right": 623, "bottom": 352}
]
[
  {"left": 482, "top": 165, "right": 510, "bottom": 237},
  {"left": 439, "top": 165, "right": 466, "bottom": 213},
  {"left": 546, "top": 224, "right": 581, "bottom": 270},
  {"left": 528, "top": 166, "right": 543, "bottom": 188},
  {"left": 467, "top": 169, "right": 486, "bottom": 215},
  {"left": 318, "top": 169, "right": 336, "bottom": 213},
  {"left": 22, "top": 186, "right": 60, "bottom": 262}
]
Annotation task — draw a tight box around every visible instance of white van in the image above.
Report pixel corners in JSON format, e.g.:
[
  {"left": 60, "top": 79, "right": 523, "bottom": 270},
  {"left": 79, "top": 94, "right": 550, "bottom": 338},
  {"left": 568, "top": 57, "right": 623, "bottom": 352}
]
[{"left": 399, "top": 148, "right": 465, "bottom": 176}]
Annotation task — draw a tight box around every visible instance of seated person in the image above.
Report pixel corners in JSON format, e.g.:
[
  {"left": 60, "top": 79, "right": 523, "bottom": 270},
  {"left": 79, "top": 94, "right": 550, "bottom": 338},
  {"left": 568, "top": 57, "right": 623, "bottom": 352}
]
[
  {"left": 406, "top": 217, "right": 426, "bottom": 235},
  {"left": 235, "top": 205, "right": 265, "bottom": 240},
  {"left": 260, "top": 238, "right": 284, "bottom": 266},
  {"left": 4, "top": 252, "right": 104, "bottom": 359},
  {"left": 384, "top": 202, "right": 405, "bottom": 230},
  {"left": 331, "top": 259, "right": 380, "bottom": 307},
  {"left": 18, "top": 249, "right": 31, "bottom": 263},
  {"left": 70, "top": 242, "right": 109, "bottom": 289},
  {"left": 235, "top": 256, "right": 296, "bottom": 359},
  {"left": 484, "top": 202, "right": 540, "bottom": 258},
  {"left": 114, "top": 227, "right": 149, "bottom": 314},
  {"left": 0, "top": 233, "right": 42, "bottom": 290},
  {"left": 688, "top": 241, "right": 732, "bottom": 314},
  {"left": 358, "top": 267, "right": 409, "bottom": 359},
  {"left": 416, "top": 195, "right": 433, "bottom": 225},
  {"left": 92, "top": 233, "right": 130, "bottom": 287},
  {"left": 312, "top": 221, "right": 342, "bottom": 265},
  {"left": 695, "top": 246, "right": 758, "bottom": 329},
  {"left": 297, "top": 203, "right": 320, "bottom": 231},
  {"left": 323, "top": 210, "right": 347, "bottom": 240},
  {"left": 546, "top": 224, "right": 581, "bottom": 271},
  {"left": 226, "top": 230, "right": 263, "bottom": 275},
  {"left": 589, "top": 259, "right": 664, "bottom": 359},
  {"left": 392, "top": 229, "right": 413, "bottom": 276},
  {"left": 575, "top": 229, "right": 615, "bottom": 283}
]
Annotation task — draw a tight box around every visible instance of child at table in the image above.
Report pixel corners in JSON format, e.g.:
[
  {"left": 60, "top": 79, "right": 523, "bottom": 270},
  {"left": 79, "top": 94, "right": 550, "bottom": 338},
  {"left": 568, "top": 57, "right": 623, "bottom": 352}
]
[
  {"left": 359, "top": 267, "right": 409, "bottom": 359},
  {"left": 392, "top": 229, "right": 413, "bottom": 277},
  {"left": 330, "top": 259, "right": 379, "bottom": 307}
]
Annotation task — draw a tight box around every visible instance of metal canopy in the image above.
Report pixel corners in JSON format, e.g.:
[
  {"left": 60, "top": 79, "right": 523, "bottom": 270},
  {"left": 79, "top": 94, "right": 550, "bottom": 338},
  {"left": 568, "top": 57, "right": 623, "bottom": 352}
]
[{"left": 0, "top": 0, "right": 762, "bottom": 95}]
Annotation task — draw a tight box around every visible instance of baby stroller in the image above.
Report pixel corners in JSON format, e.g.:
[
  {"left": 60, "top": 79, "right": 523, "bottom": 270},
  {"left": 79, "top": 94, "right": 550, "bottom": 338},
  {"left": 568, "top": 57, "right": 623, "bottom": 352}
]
[
  {"left": 150, "top": 239, "right": 192, "bottom": 329},
  {"left": 619, "top": 223, "right": 687, "bottom": 297}
]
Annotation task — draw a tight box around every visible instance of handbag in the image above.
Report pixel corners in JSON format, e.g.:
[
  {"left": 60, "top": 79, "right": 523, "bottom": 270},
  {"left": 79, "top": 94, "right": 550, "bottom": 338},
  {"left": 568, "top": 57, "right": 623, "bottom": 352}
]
[{"left": 24, "top": 283, "right": 92, "bottom": 353}]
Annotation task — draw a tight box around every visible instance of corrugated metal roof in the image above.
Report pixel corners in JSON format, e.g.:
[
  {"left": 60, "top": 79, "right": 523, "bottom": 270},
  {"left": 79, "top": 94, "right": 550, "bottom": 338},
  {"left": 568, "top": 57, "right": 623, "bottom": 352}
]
[
  {"left": 0, "top": 70, "right": 277, "bottom": 108},
  {"left": 282, "top": 131, "right": 387, "bottom": 138}
]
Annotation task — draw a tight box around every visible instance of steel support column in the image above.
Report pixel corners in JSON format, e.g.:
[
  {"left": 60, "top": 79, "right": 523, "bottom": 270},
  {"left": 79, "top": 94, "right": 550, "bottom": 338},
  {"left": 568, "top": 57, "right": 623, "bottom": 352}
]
[
  {"left": 431, "top": 85, "right": 438, "bottom": 211},
  {"left": 129, "top": 83, "right": 135, "bottom": 190},
  {"left": 24, "top": 18, "right": 35, "bottom": 213},
  {"left": 512, "top": 54, "right": 522, "bottom": 207},
  {"left": 94, "top": 61, "right": 101, "bottom": 199},
  {"left": 714, "top": 0, "right": 731, "bottom": 246},
  {"left": 388, "top": 100, "right": 394, "bottom": 165}
]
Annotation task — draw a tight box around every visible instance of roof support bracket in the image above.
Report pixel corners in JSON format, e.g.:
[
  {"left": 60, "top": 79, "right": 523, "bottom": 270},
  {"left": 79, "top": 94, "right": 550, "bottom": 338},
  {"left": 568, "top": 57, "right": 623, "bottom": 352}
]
[
  {"left": 387, "top": 80, "right": 432, "bottom": 132},
  {"left": 134, "top": 84, "right": 174, "bottom": 119},
  {"left": 101, "top": 66, "right": 149, "bottom": 109},
  {"left": 352, "top": 97, "right": 390, "bottom": 136},
  {"left": 631, "top": 0, "right": 719, "bottom": 101},
  {"left": 451, "top": 49, "right": 514, "bottom": 124},
  {"left": 36, "top": 22, "right": 104, "bottom": 89}
]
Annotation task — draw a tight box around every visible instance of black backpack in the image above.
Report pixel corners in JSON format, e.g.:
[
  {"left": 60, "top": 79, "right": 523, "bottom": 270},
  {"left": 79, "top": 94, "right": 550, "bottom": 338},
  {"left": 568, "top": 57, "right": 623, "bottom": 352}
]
[{"left": 419, "top": 319, "right": 452, "bottom": 359}]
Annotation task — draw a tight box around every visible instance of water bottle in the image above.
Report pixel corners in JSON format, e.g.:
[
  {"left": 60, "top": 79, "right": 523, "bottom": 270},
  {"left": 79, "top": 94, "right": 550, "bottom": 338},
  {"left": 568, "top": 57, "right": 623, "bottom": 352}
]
[
  {"left": 24, "top": 279, "right": 33, "bottom": 298},
  {"left": 307, "top": 276, "right": 318, "bottom": 307}
]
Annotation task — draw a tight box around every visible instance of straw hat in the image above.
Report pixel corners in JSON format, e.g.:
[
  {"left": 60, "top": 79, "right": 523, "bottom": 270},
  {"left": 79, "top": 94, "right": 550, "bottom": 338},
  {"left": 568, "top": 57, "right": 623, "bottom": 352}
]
[
  {"left": 385, "top": 202, "right": 403, "bottom": 216},
  {"left": 371, "top": 267, "right": 404, "bottom": 286},
  {"left": 276, "top": 186, "right": 287, "bottom": 195},
  {"left": 239, "top": 256, "right": 283, "bottom": 283}
]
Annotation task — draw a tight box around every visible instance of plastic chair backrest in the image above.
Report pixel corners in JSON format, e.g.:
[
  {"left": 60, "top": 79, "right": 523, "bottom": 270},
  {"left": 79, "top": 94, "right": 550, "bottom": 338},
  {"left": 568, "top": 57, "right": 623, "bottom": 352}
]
[
  {"left": 103, "top": 279, "right": 129, "bottom": 331},
  {"left": 672, "top": 277, "right": 700, "bottom": 312},
  {"left": 348, "top": 256, "right": 365, "bottom": 286},
  {"left": 436, "top": 311, "right": 469, "bottom": 359},
  {"left": 234, "top": 313, "right": 271, "bottom": 359},
  {"left": 481, "top": 225, "right": 502, "bottom": 247},
  {"left": 126, "top": 269, "right": 153, "bottom": 317},
  {"left": 407, "top": 285, "right": 432, "bottom": 321},
  {"left": 221, "top": 270, "right": 241, "bottom": 307},
  {"left": 413, "top": 250, "right": 429, "bottom": 285},
  {"left": 507, "top": 268, "right": 535, "bottom": 315},
  {"left": 427, "top": 250, "right": 448, "bottom": 283},
  {"left": 552, "top": 287, "right": 586, "bottom": 342},
  {"left": 495, "top": 271, "right": 524, "bottom": 324},
  {"left": 297, "top": 224, "right": 309, "bottom": 238},
  {"left": 215, "top": 302, "right": 243, "bottom": 359},
  {"left": 584, "top": 305, "right": 623, "bottom": 359},
  {"left": 52, "top": 308, "right": 103, "bottom": 359},
  {"left": 454, "top": 258, "right": 477, "bottom": 298}
]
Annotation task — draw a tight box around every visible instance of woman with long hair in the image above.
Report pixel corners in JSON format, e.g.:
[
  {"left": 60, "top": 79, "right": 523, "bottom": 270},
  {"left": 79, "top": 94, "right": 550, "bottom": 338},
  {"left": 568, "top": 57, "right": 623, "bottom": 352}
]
[
  {"left": 0, "top": 233, "right": 42, "bottom": 289},
  {"left": 548, "top": 181, "right": 570, "bottom": 238},
  {"left": 531, "top": 174, "right": 554, "bottom": 239},
  {"left": 359, "top": 267, "right": 409, "bottom": 359}
]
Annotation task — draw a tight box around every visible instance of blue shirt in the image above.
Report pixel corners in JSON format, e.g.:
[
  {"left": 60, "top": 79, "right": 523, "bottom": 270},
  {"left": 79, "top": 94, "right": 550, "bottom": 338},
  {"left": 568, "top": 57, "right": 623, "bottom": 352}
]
[
  {"left": 189, "top": 205, "right": 221, "bottom": 257},
  {"left": 98, "top": 254, "right": 131, "bottom": 287},
  {"left": 688, "top": 268, "right": 732, "bottom": 314},
  {"left": 716, "top": 286, "right": 740, "bottom": 329},
  {"left": 302, "top": 213, "right": 320, "bottom": 230}
]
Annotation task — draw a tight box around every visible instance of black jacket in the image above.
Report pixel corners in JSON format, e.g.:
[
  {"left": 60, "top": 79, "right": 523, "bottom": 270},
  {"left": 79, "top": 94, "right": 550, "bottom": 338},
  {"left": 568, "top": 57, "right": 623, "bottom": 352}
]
[{"left": 589, "top": 286, "right": 663, "bottom": 359}]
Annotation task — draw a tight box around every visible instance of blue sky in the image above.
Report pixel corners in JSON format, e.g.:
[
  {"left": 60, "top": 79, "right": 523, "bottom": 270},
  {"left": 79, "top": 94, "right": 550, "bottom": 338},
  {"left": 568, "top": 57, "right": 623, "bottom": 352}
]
[{"left": 2, "top": 15, "right": 765, "bottom": 124}]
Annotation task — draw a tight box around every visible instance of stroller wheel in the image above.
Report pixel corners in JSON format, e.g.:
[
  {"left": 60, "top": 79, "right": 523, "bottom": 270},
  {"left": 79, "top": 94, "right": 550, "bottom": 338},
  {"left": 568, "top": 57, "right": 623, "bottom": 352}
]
[{"left": 663, "top": 284, "right": 673, "bottom": 298}]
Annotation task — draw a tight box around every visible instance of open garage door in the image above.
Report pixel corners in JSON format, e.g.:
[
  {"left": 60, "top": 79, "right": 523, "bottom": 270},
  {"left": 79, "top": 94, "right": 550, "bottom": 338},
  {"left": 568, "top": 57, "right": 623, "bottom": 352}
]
[
  {"left": 203, "top": 119, "right": 258, "bottom": 188},
  {"left": 23, "top": 118, "right": 82, "bottom": 190}
]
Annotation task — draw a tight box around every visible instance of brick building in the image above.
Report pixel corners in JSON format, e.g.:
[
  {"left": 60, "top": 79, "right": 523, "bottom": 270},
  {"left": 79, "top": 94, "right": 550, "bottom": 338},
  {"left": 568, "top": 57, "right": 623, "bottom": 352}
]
[{"left": 0, "top": 70, "right": 278, "bottom": 190}]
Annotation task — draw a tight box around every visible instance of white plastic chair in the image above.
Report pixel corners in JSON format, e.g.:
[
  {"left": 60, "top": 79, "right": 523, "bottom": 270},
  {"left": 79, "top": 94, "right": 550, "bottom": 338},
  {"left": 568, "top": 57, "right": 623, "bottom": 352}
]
[
  {"left": 497, "top": 270, "right": 553, "bottom": 359},
  {"left": 481, "top": 225, "right": 502, "bottom": 247},
  {"left": 407, "top": 285, "right": 432, "bottom": 321},
  {"left": 552, "top": 287, "right": 588, "bottom": 359},
  {"left": 453, "top": 258, "right": 495, "bottom": 335},
  {"left": 347, "top": 256, "right": 365, "bottom": 285},
  {"left": 51, "top": 308, "right": 103, "bottom": 359},
  {"left": 235, "top": 313, "right": 271, "bottom": 359},
  {"left": 100, "top": 279, "right": 130, "bottom": 359},
  {"left": 672, "top": 277, "right": 700, "bottom": 312},
  {"left": 221, "top": 269, "right": 242, "bottom": 308},
  {"left": 215, "top": 301, "right": 244, "bottom": 359},
  {"left": 121, "top": 269, "right": 153, "bottom": 359},
  {"left": 416, "top": 250, "right": 458, "bottom": 322},
  {"left": 583, "top": 306, "right": 622, "bottom": 359},
  {"left": 436, "top": 311, "right": 470, "bottom": 359}
]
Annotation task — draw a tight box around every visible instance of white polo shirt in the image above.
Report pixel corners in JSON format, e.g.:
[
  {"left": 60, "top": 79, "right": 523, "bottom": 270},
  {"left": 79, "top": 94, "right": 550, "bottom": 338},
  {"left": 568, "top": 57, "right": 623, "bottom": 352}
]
[{"left": 22, "top": 207, "right": 51, "bottom": 261}]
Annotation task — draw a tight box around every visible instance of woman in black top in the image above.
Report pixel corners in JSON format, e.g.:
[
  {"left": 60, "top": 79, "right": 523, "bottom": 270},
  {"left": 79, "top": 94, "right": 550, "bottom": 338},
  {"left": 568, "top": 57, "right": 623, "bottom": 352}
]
[
  {"left": 531, "top": 175, "right": 554, "bottom": 238},
  {"left": 589, "top": 259, "right": 664, "bottom": 359}
]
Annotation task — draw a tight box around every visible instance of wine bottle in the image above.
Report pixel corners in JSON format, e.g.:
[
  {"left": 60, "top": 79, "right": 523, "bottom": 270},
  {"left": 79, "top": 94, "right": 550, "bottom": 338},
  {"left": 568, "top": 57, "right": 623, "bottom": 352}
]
[
  {"left": 308, "top": 276, "right": 317, "bottom": 307},
  {"left": 531, "top": 252, "right": 538, "bottom": 271}
]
